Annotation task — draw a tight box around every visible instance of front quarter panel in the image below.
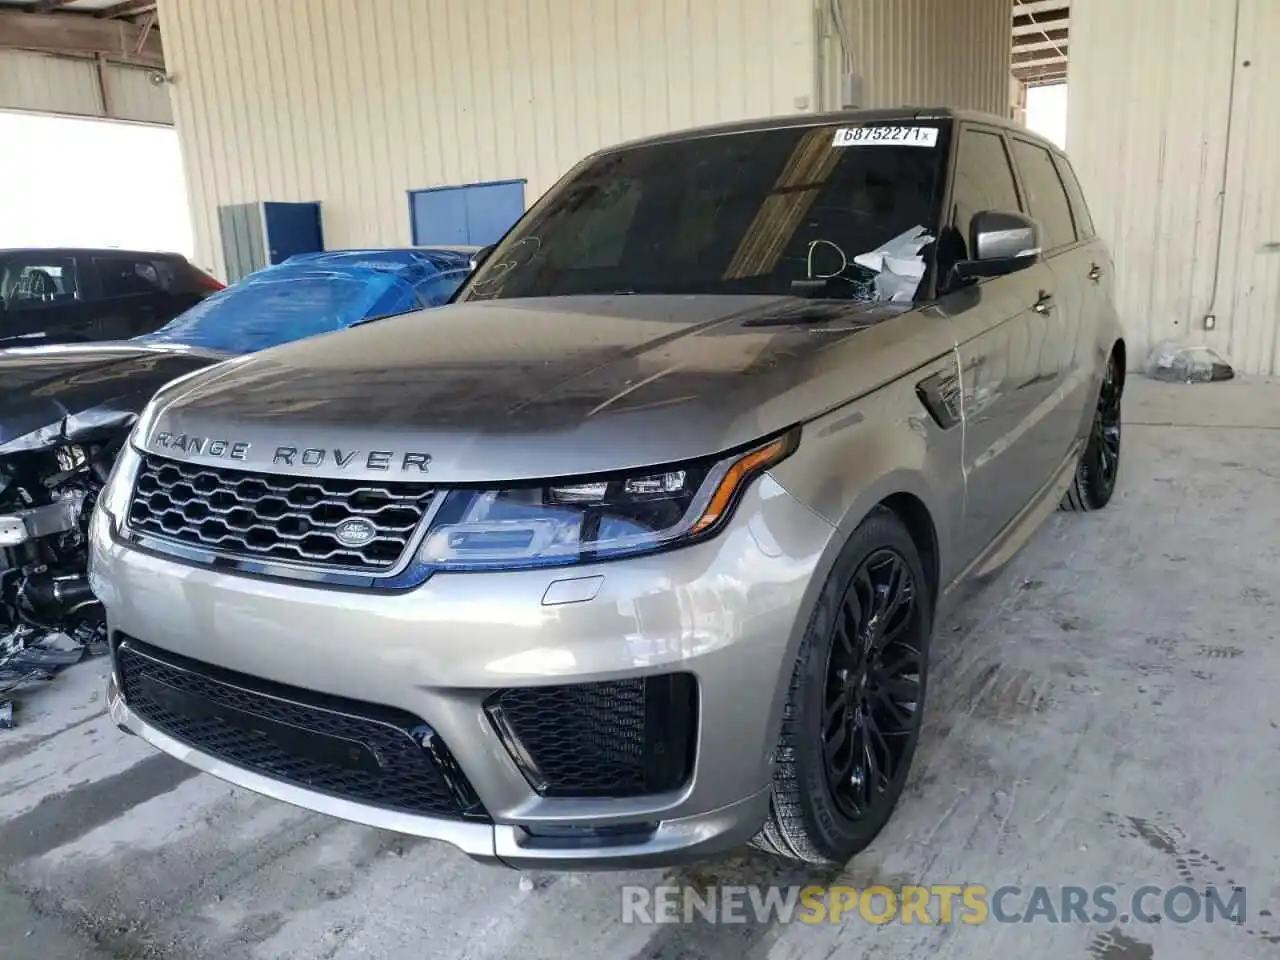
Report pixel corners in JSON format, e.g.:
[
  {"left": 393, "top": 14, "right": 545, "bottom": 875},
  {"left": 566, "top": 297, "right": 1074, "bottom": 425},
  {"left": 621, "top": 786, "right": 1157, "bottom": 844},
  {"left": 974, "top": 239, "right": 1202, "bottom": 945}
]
[
  {"left": 764, "top": 349, "right": 964, "bottom": 752},
  {"left": 770, "top": 354, "right": 964, "bottom": 585}
]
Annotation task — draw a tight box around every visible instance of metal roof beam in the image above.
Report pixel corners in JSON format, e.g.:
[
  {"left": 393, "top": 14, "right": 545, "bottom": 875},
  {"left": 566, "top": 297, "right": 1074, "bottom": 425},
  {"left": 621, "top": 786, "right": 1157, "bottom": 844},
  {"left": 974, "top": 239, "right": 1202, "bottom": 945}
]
[
  {"left": 0, "top": 9, "right": 163, "bottom": 68},
  {"left": 1014, "top": 7, "right": 1069, "bottom": 31},
  {"left": 1014, "top": 36, "right": 1068, "bottom": 53},
  {"left": 1013, "top": 52, "right": 1068, "bottom": 68},
  {"left": 95, "top": 0, "right": 158, "bottom": 19},
  {"left": 1018, "top": 63, "right": 1069, "bottom": 80},
  {"left": 1013, "top": 19, "right": 1069, "bottom": 35},
  {"left": 1013, "top": 0, "right": 1071, "bottom": 16},
  {"left": 1013, "top": 28, "right": 1068, "bottom": 51}
]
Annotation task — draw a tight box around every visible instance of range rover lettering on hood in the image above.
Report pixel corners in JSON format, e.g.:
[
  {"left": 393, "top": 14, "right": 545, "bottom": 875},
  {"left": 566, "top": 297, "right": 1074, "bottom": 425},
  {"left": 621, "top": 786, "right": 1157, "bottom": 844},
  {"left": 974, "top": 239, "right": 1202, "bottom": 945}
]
[
  {"left": 155, "top": 432, "right": 250, "bottom": 460},
  {"left": 153, "top": 432, "right": 432, "bottom": 473},
  {"left": 271, "top": 446, "right": 432, "bottom": 473}
]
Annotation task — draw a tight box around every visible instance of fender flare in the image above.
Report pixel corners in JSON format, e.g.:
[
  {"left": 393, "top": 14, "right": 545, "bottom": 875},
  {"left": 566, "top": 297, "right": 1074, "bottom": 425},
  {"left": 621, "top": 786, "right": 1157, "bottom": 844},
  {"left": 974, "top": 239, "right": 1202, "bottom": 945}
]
[{"left": 761, "top": 466, "right": 950, "bottom": 767}]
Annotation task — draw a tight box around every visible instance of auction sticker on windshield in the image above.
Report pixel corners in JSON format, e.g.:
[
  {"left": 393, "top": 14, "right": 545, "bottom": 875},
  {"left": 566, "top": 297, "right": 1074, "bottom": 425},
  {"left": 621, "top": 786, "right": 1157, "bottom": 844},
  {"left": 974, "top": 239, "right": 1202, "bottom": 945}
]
[{"left": 832, "top": 125, "right": 939, "bottom": 147}]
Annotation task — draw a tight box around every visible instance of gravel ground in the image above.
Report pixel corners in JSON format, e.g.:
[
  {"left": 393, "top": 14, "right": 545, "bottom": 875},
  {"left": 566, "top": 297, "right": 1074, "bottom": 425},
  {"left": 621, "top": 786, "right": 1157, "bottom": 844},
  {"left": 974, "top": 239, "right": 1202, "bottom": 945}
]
[{"left": 2, "top": 377, "right": 1278, "bottom": 960}]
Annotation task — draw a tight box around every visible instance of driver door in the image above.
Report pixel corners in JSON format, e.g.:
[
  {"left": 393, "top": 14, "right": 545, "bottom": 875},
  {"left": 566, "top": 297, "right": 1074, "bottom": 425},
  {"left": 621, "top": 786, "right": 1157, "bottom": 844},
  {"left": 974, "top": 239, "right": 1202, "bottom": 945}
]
[{"left": 937, "top": 124, "right": 1061, "bottom": 568}]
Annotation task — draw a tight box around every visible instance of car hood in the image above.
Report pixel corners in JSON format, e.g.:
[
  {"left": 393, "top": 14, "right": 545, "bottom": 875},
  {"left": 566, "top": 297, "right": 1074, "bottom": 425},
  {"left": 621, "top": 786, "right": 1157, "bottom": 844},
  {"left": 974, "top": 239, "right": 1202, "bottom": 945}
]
[
  {"left": 141, "top": 295, "right": 945, "bottom": 482},
  {"left": 0, "top": 343, "right": 223, "bottom": 453}
]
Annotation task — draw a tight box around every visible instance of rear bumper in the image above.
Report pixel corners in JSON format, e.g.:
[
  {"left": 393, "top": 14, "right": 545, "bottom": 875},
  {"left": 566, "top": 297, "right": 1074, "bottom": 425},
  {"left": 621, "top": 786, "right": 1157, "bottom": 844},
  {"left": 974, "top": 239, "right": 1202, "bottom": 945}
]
[{"left": 93, "top": 474, "right": 835, "bottom": 868}]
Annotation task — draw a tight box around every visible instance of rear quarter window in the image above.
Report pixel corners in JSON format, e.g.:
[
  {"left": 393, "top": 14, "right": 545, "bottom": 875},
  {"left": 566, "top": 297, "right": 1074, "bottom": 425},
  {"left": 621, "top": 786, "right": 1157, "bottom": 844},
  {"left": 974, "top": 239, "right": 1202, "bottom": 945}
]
[
  {"left": 1053, "top": 155, "right": 1096, "bottom": 240},
  {"left": 94, "top": 257, "right": 167, "bottom": 297}
]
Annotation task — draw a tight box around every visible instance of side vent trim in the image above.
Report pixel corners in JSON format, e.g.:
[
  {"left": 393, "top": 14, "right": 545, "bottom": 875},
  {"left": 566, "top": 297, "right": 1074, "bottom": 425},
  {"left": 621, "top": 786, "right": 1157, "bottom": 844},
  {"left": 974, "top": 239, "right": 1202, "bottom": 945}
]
[{"left": 916, "top": 369, "right": 962, "bottom": 430}]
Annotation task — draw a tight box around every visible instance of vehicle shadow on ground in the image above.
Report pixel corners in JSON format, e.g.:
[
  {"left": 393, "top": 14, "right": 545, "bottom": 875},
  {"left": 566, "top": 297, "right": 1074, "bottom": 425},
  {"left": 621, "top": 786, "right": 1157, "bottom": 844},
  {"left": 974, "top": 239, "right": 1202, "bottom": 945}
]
[{"left": 624, "top": 560, "right": 1036, "bottom": 960}]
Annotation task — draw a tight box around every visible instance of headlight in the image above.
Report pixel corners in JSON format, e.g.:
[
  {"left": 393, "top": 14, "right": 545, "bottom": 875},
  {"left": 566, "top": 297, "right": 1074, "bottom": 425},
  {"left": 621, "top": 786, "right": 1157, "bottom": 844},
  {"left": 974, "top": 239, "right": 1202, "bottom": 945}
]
[
  {"left": 97, "top": 440, "right": 142, "bottom": 524},
  {"left": 418, "top": 431, "right": 798, "bottom": 571}
]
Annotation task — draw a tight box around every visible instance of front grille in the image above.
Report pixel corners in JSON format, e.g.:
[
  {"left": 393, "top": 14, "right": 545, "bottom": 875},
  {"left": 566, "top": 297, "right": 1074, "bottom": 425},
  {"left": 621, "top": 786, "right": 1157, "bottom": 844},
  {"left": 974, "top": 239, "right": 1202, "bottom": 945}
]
[
  {"left": 486, "top": 674, "right": 698, "bottom": 798},
  {"left": 128, "top": 454, "right": 434, "bottom": 571},
  {"left": 116, "top": 636, "right": 486, "bottom": 821}
]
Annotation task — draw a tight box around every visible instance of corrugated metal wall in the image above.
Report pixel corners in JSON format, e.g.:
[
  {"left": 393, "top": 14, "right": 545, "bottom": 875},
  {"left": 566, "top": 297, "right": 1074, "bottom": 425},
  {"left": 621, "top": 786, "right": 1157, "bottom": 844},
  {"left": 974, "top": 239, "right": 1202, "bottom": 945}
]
[
  {"left": 161, "top": 0, "right": 1018, "bottom": 281},
  {"left": 158, "top": 0, "right": 818, "bottom": 280},
  {"left": 1069, "top": 0, "right": 1280, "bottom": 374},
  {"left": 834, "top": 0, "right": 1012, "bottom": 116},
  {"left": 1213, "top": 0, "right": 1280, "bottom": 375},
  {"left": 0, "top": 50, "right": 173, "bottom": 124}
]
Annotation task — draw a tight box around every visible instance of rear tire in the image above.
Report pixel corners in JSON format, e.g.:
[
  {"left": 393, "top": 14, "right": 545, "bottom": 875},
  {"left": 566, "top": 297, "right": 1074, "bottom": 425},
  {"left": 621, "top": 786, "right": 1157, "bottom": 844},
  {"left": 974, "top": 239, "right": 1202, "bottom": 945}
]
[
  {"left": 1061, "top": 353, "right": 1122, "bottom": 512},
  {"left": 753, "top": 508, "right": 932, "bottom": 865}
]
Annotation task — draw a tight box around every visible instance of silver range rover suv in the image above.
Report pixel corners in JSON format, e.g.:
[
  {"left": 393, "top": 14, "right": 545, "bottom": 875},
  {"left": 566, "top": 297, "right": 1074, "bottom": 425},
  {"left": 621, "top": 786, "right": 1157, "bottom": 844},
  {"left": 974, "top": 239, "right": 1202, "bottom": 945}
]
[{"left": 91, "top": 109, "right": 1124, "bottom": 869}]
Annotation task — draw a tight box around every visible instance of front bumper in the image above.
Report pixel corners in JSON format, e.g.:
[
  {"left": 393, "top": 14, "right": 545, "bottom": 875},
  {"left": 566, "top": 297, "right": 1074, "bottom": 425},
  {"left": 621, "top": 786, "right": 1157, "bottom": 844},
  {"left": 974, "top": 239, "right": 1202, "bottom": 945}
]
[
  {"left": 106, "top": 669, "right": 771, "bottom": 868},
  {"left": 92, "top": 474, "right": 835, "bottom": 869}
]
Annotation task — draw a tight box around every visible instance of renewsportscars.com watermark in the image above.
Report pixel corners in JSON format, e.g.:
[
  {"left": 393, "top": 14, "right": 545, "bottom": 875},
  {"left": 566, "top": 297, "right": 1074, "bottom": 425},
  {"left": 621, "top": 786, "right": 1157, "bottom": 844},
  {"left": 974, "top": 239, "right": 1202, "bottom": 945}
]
[{"left": 621, "top": 884, "right": 1251, "bottom": 926}]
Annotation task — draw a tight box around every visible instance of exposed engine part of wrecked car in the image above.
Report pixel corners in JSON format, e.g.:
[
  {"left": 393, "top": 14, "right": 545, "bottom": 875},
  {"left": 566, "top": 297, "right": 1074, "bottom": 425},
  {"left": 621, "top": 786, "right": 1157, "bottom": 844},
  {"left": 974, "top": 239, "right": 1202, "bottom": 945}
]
[
  {"left": 0, "top": 345, "right": 220, "bottom": 724},
  {"left": 1, "top": 438, "right": 119, "bottom": 715}
]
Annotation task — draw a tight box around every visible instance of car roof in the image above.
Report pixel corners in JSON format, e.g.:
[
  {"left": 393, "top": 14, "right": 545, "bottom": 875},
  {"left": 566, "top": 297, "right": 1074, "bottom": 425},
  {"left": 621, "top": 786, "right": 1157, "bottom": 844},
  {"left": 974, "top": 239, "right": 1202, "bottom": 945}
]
[
  {"left": 279, "top": 248, "right": 473, "bottom": 269},
  {"left": 594, "top": 107, "right": 1066, "bottom": 158},
  {"left": 296, "top": 246, "right": 480, "bottom": 258},
  {"left": 312, "top": 249, "right": 481, "bottom": 257},
  {"left": 0, "top": 247, "right": 189, "bottom": 259}
]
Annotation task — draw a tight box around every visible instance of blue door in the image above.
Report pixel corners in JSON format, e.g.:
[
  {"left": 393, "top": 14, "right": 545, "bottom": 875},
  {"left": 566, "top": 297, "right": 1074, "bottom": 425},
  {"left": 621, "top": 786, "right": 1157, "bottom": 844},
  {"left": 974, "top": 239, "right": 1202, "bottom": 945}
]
[
  {"left": 410, "top": 180, "right": 526, "bottom": 246},
  {"left": 263, "top": 202, "right": 324, "bottom": 264}
]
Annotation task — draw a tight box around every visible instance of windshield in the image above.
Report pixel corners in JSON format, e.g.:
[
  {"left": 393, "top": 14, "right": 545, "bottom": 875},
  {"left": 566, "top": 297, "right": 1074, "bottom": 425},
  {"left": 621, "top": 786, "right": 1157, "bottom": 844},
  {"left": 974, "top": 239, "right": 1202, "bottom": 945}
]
[{"left": 456, "top": 122, "right": 949, "bottom": 303}]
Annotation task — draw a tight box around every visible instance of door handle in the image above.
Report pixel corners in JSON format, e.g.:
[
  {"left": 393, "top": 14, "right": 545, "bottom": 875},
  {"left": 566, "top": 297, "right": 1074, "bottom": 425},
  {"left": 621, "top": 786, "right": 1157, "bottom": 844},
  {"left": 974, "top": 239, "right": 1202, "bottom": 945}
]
[
  {"left": 1033, "top": 290, "right": 1054, "bottom": 314},
  {"left": 1088, "top": 262, "right": 1103, "bottom": 282}
]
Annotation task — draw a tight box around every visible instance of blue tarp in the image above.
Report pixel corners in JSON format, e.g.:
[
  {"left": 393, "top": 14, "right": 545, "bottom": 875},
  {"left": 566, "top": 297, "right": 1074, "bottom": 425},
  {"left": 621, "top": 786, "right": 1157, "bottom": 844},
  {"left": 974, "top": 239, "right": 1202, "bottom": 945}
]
[{"left": 134, "top": 248, "right": 472, "bottom": 355}]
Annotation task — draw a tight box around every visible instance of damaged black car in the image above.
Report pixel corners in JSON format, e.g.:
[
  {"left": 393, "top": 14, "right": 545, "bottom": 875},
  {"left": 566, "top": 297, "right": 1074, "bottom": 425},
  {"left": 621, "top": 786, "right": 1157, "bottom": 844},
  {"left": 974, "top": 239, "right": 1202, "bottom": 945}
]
[
  {"left": 0, "top": 246, "right": 479, "bottom": 723},
  {"left": 0, "top": 345, "right": 221, "bottom": 720}
]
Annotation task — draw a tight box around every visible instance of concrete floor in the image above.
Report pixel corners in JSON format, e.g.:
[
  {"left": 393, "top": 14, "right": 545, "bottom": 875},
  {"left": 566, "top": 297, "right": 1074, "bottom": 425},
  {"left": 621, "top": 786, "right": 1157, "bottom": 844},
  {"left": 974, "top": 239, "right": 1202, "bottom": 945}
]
[{"left": 2, "top": 377, "right": 1279, "bottom": 960}]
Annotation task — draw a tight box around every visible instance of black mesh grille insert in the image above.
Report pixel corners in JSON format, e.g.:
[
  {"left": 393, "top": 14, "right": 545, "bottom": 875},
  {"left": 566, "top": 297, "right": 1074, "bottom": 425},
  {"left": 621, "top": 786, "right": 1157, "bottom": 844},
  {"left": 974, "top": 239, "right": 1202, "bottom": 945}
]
[
  {"left": 486, "top": 674, "right": 697, "bottom": 798},
  {"left": 128, "top": 454, "right": 434, "bottom": 571},
  {"left": 116, "top": 636, "right": 486, "bottom": 821}
]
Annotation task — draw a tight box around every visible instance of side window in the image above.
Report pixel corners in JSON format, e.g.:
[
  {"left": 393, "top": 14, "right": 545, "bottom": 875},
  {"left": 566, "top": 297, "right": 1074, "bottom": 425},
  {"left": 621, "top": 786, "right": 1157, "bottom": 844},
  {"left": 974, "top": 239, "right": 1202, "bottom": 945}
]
[
  {"left": 1, "top": 257, "right": 80, "bottom": 311},
  {"left": 94, "top": 257, "right": 167, "bottom": 298},
  {"left": 943, "top": 129, "right": 1022, "bottom": 267},
  {"left": 1054, "top": 155, "right": 1096, "bottom": 240},
  {"left": 1010, "top": 139, "right": 1078, "bottom": 251},
  {"left": 149, "top": 258, "right": 180, "bottom": 292}
]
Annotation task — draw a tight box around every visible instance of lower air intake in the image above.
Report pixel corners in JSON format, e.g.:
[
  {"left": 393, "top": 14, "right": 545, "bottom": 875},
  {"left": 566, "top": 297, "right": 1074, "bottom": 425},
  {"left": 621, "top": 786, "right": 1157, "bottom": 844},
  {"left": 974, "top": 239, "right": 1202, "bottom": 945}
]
[
  {"left": 486, "top": 674, "right": 698, "bottom": 798},
  {"left": 115, "top": 636, "right": 486, "bottom": 821}
]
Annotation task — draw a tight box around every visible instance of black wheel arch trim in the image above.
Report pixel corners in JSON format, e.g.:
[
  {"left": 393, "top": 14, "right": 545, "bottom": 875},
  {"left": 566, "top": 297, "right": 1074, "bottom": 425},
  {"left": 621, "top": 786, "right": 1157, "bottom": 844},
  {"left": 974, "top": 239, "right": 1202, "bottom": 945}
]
[{"left": 762, "top": 471, "right": 948, "bottom": 774}]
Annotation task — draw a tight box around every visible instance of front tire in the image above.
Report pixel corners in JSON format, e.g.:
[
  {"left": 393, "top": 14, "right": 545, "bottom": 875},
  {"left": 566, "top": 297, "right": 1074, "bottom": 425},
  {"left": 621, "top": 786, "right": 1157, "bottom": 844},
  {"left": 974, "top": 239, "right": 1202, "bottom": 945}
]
[
  {"left": 1061, "top": 354, "right": 1122, "bottom": 512},
  {"left": 754, "top": 509, "right": 932, "bottom": 865}
]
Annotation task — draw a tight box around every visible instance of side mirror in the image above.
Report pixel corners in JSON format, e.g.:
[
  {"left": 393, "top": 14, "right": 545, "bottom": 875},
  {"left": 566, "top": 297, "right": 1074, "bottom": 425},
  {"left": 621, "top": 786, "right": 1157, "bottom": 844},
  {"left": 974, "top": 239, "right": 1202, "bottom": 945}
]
[
  {"left": 469, "top": 245, "right": 495, "bottom": 272},
  {"left": 954, "top": 210, "right": 1041, "bottom": 281}
]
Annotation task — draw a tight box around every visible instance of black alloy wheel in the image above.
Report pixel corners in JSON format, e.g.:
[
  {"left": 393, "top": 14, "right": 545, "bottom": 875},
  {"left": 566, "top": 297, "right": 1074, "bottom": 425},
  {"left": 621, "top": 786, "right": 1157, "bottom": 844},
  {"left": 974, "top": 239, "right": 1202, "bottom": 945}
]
[
  {"left": 821, "top": 549, "right": 923, "bottom": 820},
  {"left": 1062, "top": 352, "right": 1123, "bottom": 512},
  {"left": 755, "top": 508, "right": 932, "bottom": 865},
  {"left": 1094, "top": 358, "right": 1122, "bottom": 490}
]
